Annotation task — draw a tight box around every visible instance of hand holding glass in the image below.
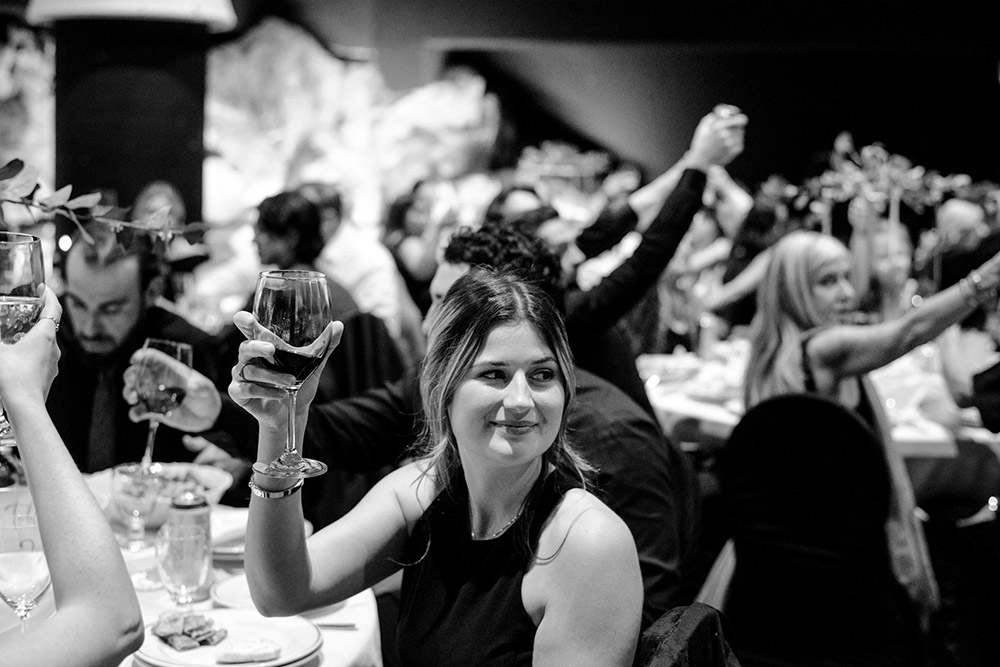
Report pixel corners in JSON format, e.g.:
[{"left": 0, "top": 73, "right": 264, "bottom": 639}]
[
  {"left": 0, "top": 232, "right": 45, "bottom": 451},
  {"left": 136, "top": 338, "right": 193, "bottom": 470},
  {"left": 246, "top": 270, "right": 332, "bottom": 479},
  {"left": 113, "top": 462, "right": 161, "bottom": 551},
  {"left": 156, "top": 524, "right": 210, "bottom": 612},
  {"left": 0, "top": 514, "right": 50, "bottom": 633}
]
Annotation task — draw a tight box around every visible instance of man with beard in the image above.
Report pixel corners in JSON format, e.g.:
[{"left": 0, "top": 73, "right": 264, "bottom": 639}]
[{"left": 47, "top": 223, "right": 221, "bottom": 472}]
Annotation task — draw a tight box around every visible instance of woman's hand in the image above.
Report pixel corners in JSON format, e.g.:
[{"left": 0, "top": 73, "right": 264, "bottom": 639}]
[
  {"left": 0, "top": 285, "right": 61, "bottom": 408},
  {"left": 228, "top": 311, "right": 343, "bottom": 430}
]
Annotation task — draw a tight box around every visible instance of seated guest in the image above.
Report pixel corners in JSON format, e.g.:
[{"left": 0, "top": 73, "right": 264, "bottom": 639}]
[
  {"left": 49, "top": 222, "right": 222, "bottom": 472},
  {"left": 0, "top": 288, "right": 144, "bottom": 666},
  {"left": 236, "top": 269, "right": 643, "bottom": 666},
  {"left": 126, "top": 226, "right": 701, "bottom": 628},
  {"left": 743, "top": 229, "right": 1000, "bottom": 623}
]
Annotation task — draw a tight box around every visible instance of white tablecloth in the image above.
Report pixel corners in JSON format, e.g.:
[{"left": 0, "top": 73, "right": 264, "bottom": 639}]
[
  {"left": 118, "top": 506, "right": 383, "bottom": 667},
  {"left": 0, "top": 502, "right": 382, "bottom": 667},
  {"left": 642, "top": 349, "right": 973, "bottom": 458}
]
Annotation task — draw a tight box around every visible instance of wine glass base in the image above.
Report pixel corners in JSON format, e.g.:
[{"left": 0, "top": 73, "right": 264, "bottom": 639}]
[{"left": 252, "top": 457, "right": 328, "bottom": 479}]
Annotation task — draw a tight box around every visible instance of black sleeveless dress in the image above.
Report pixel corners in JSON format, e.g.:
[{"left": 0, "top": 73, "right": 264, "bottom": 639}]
[{"left": 396, "top": 472, "right": 566, "bottom": 667}]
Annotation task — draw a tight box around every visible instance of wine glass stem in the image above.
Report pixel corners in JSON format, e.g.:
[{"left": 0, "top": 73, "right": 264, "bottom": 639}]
[
  {"left": 142, "top": 420, "right": 160, "bottom": 469},
  {"left": 285, "top": 390, "right": 298, "bottom": 459}
]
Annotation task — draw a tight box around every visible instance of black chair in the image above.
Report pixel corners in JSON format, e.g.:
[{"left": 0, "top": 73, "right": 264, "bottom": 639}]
[
  {"left": 638, "top": 603, "right": 742, "bottom": 667},
  {"left": 718, "top": 393, "right": 923, "bottom": 667}
]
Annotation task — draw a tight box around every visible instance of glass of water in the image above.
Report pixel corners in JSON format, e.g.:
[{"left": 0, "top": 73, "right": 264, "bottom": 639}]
[
  {"left": 156, "top": 524, "right": 210, "bottom": 612},
  {"left": 0, "top": 513, "right": 50, "bottom": 633}
]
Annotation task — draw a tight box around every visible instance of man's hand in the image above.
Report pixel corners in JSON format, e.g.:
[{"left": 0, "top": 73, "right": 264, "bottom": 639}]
[
  {"left": 684, "top": 107, "right": 748, "bottom": 171},
  {"left": 123, "top": 349, "right": 222, "bottom": 432}
]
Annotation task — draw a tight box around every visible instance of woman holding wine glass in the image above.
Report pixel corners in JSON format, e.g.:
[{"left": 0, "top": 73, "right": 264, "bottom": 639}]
[
  {"left": 0, "top": 285, "right": 144, "bottom": 666},
  {"left": 233, "top": 268, "right": 642, "bottom": 666}
]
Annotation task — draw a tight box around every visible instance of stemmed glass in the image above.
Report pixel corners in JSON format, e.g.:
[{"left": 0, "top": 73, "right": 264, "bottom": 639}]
[
  {"left": 135, "top": 338, "right": 193, "bottom": 469},
  {"left": 246, "top": 270, "right": 332, "bottom": 479},
  {"left": 0, "top": 514, "right": 50, "bottom": 633},
  {"left": 0, "top": 233, "right": 45, "bottom": 463},
  {"left": 156, "top": 524, "right": 210, "bottom": 612},
  {"left": 113, "top": 462, "right": 161, "bottom": 551}
]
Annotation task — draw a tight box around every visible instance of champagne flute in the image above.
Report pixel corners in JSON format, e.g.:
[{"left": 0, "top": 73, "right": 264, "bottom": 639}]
[
  {"left": 246, "top": 270, "right": 332, "bottom": 479},
  {"left": 0, "top": 514, "right": 50, "bottom": 633},
  {"left": 135, "top": 338, "right": 193, "bottom": 470},
  {"left": 155, "top": 524, "right": 210, "bottom": 613},
  {"left": 113, "top": 462, "right": 161, "bottom": 551},
  {"left": 0, "top": 232, "right": 45, "bottom": 455}
]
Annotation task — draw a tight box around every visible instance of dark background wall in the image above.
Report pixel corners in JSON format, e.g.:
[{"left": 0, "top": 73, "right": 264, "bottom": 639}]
[
  {"left": 5, "top": 0, "right": 1000, "bottom": 194},
  {"left": 319, "top": 0, "right": 1000, "bottom": 188}
]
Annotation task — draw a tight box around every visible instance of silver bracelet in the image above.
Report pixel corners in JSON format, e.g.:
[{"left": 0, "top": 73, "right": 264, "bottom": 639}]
[{"left": 248, "top": 478, "right": 304, "bottom": 499}]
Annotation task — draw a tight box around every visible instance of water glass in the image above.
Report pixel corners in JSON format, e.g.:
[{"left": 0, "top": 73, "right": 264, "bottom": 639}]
[
  {"left": 0, "top": 513, "right": 50, "bottom": 633},
  {"left": 113, "top": 462, "right": 161, "bottom": 551},
  {"left": 156, "top": 524, "right": 210, "bottom": 612}
]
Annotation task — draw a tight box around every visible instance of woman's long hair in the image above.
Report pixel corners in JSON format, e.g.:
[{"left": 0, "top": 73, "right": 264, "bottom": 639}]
[
  {"left": 744, "top": 230, "right": 851, "bottom": 407},
  {"left": 415, "top": 267, "right": 592, "bottom": 495}
]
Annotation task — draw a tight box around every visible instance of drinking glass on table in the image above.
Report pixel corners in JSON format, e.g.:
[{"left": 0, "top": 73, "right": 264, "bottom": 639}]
[
  {"left": 135, "top": 338, "right": 193, "bottom": 469},
  {"left": 113, "top": 462, "right": 161, "bottom": 551},
  {"left": 0, "top": 232, "right": 45, "bottom": 454},
  {"left": 0, "top": 513, "right": 50, "bottom": 633},
  {"left": 156, "top": 524, "right": 210, "bottom": 613},
  {"left": 244, "top": 270, "right": 332, "bottom": 479}
]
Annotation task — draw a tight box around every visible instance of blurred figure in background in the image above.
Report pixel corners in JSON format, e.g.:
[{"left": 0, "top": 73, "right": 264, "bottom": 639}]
[
  {"left": 382, "top": 179, "right": 459, "bottom": 314},
  {"left": 744, "top": 229, "right": 1000, "bottom": 636},
  {"left": 298, "top": 181, "right": 425, "bottom": 370}
]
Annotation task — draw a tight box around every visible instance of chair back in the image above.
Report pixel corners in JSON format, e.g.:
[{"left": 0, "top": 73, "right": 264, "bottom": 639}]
[
  {"left": 718, "top": 392, "right": 921, "bottom": 667},
  {"left": 638, "top": 603, "right": 742, "bottom": 667}
]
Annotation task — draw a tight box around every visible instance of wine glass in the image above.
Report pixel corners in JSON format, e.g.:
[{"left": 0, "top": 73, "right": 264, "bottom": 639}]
[
  {"left": 155, "top": 524, "right": 210, "bottom": 613},
  {"left": 246, "top": 270, "right": 332, "bottom": 479},
  {"left": 0, "top": 513, "right": 50, "bottom": 633},
  {"left": 0, "top": 232, "right": 45, "bottom": 455},
  {"left": 112, "top": 462, "right": 161, "bottom": 551},
  {"left": 135, "top": 338, "right": 193, "bottom": 470}
]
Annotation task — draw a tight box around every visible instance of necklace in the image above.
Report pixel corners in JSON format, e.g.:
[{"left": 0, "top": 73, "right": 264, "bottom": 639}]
[{"left": 470, "top": 504, "right": 526, "bottom": 541}]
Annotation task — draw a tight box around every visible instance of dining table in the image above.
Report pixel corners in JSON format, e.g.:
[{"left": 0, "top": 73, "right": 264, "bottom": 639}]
[
  {"left": 0, "top": 494, "right": 384, "bottom": 667},
  {"left": 639, "top": 337, "right": 1000, "bottom": 505}
]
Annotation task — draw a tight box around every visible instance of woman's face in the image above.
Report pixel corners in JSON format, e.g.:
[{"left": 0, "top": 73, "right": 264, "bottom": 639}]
[
  {"left": 449, "top": 321, "right": 565, "bottom": 470},
  {"left": 253, "top": 225, "right": 294, "bottom": 268},
  {"left": 871, "top": 231, "right": 912, "bottom": 290},
  {"left": 810, "top": 242, "right": 857, "bottom": 323}
]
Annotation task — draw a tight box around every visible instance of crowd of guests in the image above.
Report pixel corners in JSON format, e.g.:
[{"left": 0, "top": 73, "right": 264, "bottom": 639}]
[{"left": 5, "top": 100, "right": 1000, "bottom": 666}]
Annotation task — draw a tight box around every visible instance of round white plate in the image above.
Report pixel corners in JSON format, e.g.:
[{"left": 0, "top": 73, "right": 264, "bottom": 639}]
[{"left": 134, "top": 608, "right": 322, "bottom": 667}]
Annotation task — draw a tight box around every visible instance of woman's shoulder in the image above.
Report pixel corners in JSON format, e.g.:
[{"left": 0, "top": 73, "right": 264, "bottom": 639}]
[
  {"left": 539, "top": 488, "right": 635, "bottom": 562},
  {"left": 374, "top": 459, "right": 443, "bottom": 521}
]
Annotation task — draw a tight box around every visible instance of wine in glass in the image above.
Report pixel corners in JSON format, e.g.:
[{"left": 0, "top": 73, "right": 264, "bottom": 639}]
[
  {"left": 246, "top": 270, "right": 332, "bottom": 479},
  {"left": 155, "top": 524, "right": 210, "bottom": 613},
  {"left": 135, "top": 338, "right": 193, "bottom": 469},
  {"left": 0, "top": 514, "right": 50, "bottom": 633},
  {"left": 0, "top": 232, "right": 45, "bottom": 453},
  {"left": 113, "top": 462, "right": 161, "bottom": 551}
]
